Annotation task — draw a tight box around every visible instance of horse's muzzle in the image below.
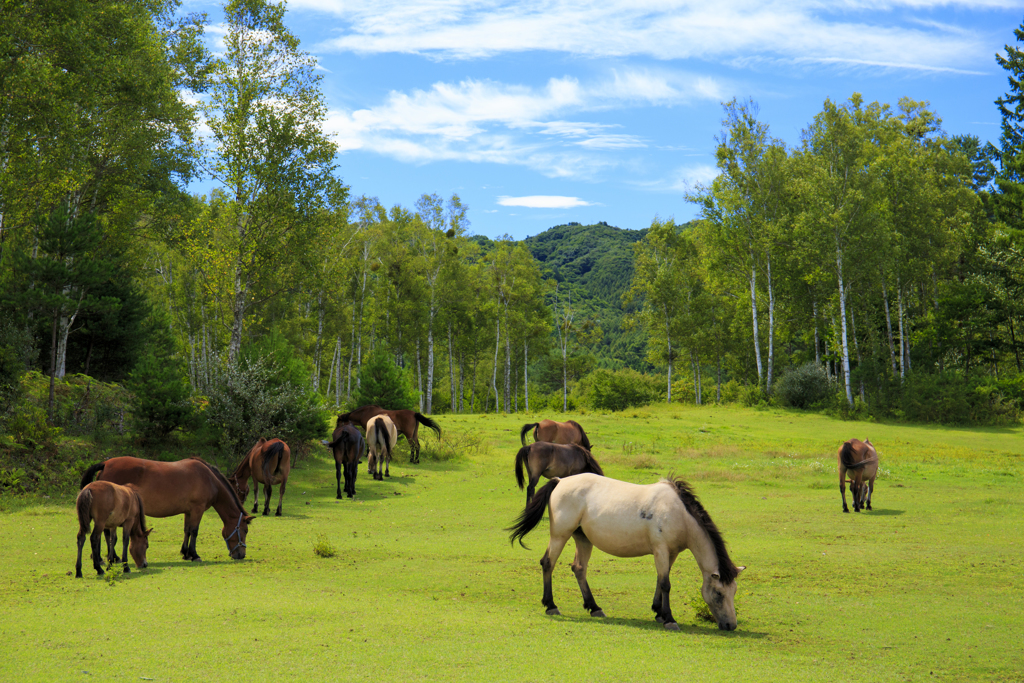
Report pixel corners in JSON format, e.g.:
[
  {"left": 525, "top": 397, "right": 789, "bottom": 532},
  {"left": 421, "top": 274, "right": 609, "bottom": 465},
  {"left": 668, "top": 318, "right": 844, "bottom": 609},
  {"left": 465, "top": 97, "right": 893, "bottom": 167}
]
[{"left": 718, "top": 621, "right": 736, "bottom": 631}]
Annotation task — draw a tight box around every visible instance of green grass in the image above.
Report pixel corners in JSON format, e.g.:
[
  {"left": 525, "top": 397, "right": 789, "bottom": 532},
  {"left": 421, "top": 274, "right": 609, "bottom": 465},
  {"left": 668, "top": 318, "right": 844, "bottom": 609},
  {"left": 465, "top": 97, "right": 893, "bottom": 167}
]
[{"left": 1, "top": 404, "right": 1022, "bottom": 681}]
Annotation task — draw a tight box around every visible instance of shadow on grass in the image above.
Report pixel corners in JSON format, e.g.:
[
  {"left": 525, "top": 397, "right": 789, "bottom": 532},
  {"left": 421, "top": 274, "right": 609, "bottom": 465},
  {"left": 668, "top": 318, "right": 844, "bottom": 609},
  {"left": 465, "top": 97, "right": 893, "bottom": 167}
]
[
  {"left": 553, "top": 613, "right": 768, "bottom": 638},
  {"left": 865, "top": 508, "right": 904, "bottom": 516}
]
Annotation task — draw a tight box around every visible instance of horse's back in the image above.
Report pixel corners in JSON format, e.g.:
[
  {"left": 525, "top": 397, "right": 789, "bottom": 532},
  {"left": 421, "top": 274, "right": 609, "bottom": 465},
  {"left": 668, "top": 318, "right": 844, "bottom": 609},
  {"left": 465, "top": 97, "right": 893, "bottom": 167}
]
[
  {"left": 80, "top": 480, "right": 136, "bottom": 527},
  {"left": 97, "top": 456, "right": 215, "bottom": 517}
]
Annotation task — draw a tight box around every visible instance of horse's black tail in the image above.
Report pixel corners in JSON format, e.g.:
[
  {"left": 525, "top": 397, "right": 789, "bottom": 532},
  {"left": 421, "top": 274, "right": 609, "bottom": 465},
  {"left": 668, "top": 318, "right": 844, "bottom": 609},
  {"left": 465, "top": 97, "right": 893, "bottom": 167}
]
[
  {"left": 80, "top": 462, "right": 105, "bottom": 490},
  {"left": 415, "top": 413, "right": 442, "bottom": 440},
  {"left": 507, "top": 478, "right": 560, "bottom": 548},
  {"left": 263, "top": 441, "right": 285, "bottom": 483},
  {"left": 76, "top": 487, "right": 93, "bottom": 534},
  {"left": 514, "top": 445, "right": 531, "bottom": 490},
  {"left": 840, "top": 442, "right": 871, "bottom": 470},
  {"left": 520, "top": 423, "right": 539, "bottom": 447}
]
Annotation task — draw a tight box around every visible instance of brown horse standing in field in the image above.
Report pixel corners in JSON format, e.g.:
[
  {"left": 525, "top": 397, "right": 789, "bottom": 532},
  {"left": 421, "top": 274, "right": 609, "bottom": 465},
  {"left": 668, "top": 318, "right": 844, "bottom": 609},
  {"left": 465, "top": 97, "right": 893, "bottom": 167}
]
[
  {"left": 367, "top": 414, "right": 398, "bottom": 480},
  {"left": 75, "top": 481, "right": 151, "bottom": 578},
  {"left": 328, "top": 419, "right": 366, "bottom": 498},
  {"left": 229, "top": 438, "right": 291, "bottom": 516},
  {"left": 520, "top": 419, "right": 593, "bottom": 450},
  {"left": 838, "top": 438, "right": 879, "bottom": 513},
  {"left": 515, "top": 441, "right": 604, "bottom": 505},
  {"left": 80, "top": 456, "right": 254, "bottom": 562},
  {"left": 336, "top": 405, "right": 441, "bottom": 463}
]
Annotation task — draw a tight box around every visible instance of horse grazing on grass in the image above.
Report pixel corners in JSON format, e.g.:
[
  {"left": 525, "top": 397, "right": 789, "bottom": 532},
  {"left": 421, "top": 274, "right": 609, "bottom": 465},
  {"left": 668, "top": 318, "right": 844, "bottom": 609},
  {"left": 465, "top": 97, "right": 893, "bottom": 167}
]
[
  {"left": 336, "top": 405, "right": 441, "bottom": 464},
  {"left": 366, "top": 414, "right": 397, "bottom": 481},
  {"left": 229, "top": 438, "right": 291, "bottom": 516},
  {"left": 80, "top": 456, "right": 254, "bottom": 562},
  {"left": 507, "top": 473, "right": 745, "bottom": 631},
  {"left": 514, "top": 442, "right": 604, "bottom": 505},
  {"left": 838, "top": 438, "right": 879, "bottom": 513},
  {"left": 328, "top": 419, "right": 366, "bottom": 498},
  {"left": 75, "top": 481, "right": 151, "bottom": 578},
  {"left": 519, "top": 419, "right": 593, "bottom": 450}
]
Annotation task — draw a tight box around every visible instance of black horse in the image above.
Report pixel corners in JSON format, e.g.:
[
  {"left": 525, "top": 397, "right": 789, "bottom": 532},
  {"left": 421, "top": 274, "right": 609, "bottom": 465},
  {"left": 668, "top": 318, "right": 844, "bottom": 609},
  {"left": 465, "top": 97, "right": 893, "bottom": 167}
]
[{"left": 328, "top": 419, "right": 366, "bottom": 498}]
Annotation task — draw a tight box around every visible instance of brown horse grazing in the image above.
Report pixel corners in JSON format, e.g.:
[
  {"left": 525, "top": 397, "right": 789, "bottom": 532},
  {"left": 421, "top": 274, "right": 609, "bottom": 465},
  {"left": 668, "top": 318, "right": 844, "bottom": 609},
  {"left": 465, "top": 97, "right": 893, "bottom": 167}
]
[
  {"left": 75, "top": 481, "right": 151, "bottom": 578},
  {"left": 229, "top": 438, "right": 291, "bottom": 516},
  {"left": 80, "top": 456, "right": 254, "bottom": 562},
  {"left": 328, "top": 420, "right": 366, "bottom": 498},
  {"left": 336, "top": 405, "right": 441, "bottom": 464},
  {"left": 515, "top": 442, "right": 604, "bottom": 505},
  {"left": 838, "top": 438, "right": 879, "bottom": 513},
  {"left": 366, "top": 414, "right": 398, "bottom": 481},
  {"left": 520, "top": 419, "right": 593, "bottom": 450}
]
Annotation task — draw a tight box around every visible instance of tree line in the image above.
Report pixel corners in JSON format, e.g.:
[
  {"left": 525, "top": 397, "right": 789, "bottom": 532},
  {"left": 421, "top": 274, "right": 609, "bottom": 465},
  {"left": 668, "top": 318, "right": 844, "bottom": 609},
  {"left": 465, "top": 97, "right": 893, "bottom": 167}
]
[{"left": 3, "top": 0, "right": 1024, "bottom": 440}]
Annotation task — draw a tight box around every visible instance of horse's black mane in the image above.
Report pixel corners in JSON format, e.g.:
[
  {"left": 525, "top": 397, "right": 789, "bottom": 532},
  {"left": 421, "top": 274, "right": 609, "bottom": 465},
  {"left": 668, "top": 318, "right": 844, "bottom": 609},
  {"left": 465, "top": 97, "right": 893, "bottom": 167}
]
[
  {"left": 575, "top": 445, "right": 603, "bottom": 476},
  {"left": 131, "top": 486, "right": 150, "bottom": 535},
  {"left": 190, "top": 457, "right": 246, "bottom": 513},
  {"left": 567, "top": 420, "right": 592, "bottom": 450},
  {"left": 670, "top": 476, "right": 737, "bottom": 584}
]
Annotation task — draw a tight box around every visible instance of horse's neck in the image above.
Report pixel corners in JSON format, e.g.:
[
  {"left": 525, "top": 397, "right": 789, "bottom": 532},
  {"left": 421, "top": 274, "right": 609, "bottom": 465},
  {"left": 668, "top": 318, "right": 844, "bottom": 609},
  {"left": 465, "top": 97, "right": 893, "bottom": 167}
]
[
  {"left": 211, "top": 481, "right": 242, "bottom": 524},
  {"left": 232, "top": 456, "right": 252, "bottom": 480},
  {"left": 685, "top": 518, "right": 721, "bottom": 577}
]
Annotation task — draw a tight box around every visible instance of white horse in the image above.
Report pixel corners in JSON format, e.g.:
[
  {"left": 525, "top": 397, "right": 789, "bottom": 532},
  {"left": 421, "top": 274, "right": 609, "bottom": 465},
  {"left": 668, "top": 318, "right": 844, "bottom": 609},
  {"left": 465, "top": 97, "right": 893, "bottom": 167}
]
[
  {"left": 366, "top": 414, "right": 398, "bottom": 481},
  {"left": 508, "top": 473, "right": 745, "bottom": 630}
]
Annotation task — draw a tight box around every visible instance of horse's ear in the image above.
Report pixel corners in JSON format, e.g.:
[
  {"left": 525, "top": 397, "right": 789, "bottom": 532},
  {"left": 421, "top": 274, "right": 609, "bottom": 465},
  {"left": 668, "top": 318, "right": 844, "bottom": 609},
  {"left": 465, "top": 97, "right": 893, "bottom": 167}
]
[
  {"left": 144, "top": 528, "right": 153, "bottom": 537},
  {"left": 735, "top": 566, "right": 746, "bottom": 575},
  {"left": 244, "top": 515, "right": 256, "bottom": 523}
]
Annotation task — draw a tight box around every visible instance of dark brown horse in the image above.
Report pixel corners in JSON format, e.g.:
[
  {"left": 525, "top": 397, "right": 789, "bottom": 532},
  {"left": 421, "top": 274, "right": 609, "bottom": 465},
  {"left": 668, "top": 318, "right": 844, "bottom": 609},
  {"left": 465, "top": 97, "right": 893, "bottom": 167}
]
[
  {"left": 514, "top": 441, "right": 604, "bottom": 505},
  {"left": 336, "top": 405, "right": 441, "bottom": 464},
  {"left": 328, "top": 419, "right": 365, "bottom": 498},
  {"left": 520, "top": 419, "right": 593, "bottom": 450},
  {"left": 80, "top": 456, "right": 254, "bottom": 562},
  {"left": 229, "top": 438, "right": 291, "bottom": 516},
  {"left": 75, "top": 481, "right": 150, "bottom": 578},
  {"left": 838, "top": 438, "right": 879, "bottom": 513}
]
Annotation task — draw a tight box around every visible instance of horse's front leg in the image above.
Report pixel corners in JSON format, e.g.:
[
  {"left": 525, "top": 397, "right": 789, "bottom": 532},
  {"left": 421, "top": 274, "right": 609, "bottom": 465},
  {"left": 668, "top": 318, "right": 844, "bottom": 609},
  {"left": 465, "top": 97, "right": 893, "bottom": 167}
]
[
  {"left": 652, "top": 548, "right": 679, "bottom": 630},
  {"left": 262, "top": 483, "right": 272, "bottom": 516},
  {"left": 570, "top": 532, "right": 604, "bottom": 617},
  {"left": 121, "top": 523, "right": 130, "bottom": 573},
  {"left": 187, "top": 511, "right": 203, "bottom": 562},
  {"left": 335, "top": 459, "right": 343, "bottom": 499},
  {"left": 251, "top": 474, "right": 259, "bottom": 514},
  {"left": 275, "top": 480, "right": 286, "bottom": 516},
  {"left": 540, "top": 536, "right": 569, "bottom": 616},
  {"left": 106, "top": 528, "right": 120, "bottom": 563},
  {"left": 839, "top": 467, "right": 849, "bottom": 513}
]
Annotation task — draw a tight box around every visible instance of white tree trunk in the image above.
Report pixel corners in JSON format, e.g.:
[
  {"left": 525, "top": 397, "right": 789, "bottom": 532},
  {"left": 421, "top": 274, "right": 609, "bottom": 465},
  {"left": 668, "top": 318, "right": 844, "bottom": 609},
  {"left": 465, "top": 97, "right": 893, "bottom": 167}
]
[
  {"left": 749, "top": 261, "right": 763, "bottom": 384},
  {"left": 897, "top": 278, "right": 906, "bottom": 381},
  {"left": 448, "top": 322, "right": 456, "bottom": 413},
  {"left": 416, "top": 340, "right": 423, "bottom": 411},
  {"left": 426, "top": 306, "right": 435, "bottom": 414},
  {"left": 765, "top": 252, "right": 776, "bottom": 394},
  {"left": 665, "top": 308, "right": 672, "bottom": 403},
  {"left": 836, "top": 246, "right": 853, "bottom": 406},
  {"left": 492, "top": 320, "right": 500, "bottom": 412},
  {"left": 812, "top": 298, "right": 820, "bottom": 367},
  {"left": 524, "top": 342, "right": 529, "bottom": 413},
  {"left": 882, "top": 279, "right": 898, "bottom": 377}
]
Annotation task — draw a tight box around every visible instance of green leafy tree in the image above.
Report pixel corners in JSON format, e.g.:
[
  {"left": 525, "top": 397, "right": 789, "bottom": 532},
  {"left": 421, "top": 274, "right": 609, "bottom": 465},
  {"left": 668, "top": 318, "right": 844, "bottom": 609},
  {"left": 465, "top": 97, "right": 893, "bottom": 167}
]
[{"left": 351, "top": 349, "right": 418, "bottom": 411}]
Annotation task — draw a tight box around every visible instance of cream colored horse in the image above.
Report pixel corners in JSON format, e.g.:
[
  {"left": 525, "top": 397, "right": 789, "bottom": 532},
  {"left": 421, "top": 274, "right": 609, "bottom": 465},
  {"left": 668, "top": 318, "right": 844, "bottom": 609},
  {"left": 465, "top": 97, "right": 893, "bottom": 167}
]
[
  {"left": 367, "top": 414, "right": 398, "bottom": 481},
  {"left": 508, "top": 473, "right": 745, "bottom": 631}
]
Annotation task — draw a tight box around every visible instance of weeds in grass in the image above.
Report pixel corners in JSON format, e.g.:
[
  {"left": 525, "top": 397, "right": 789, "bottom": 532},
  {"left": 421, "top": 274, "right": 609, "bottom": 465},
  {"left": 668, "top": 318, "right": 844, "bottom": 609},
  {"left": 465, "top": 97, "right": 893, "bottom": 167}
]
[
  {"left": 313, "top": 533, "right": 337, "bottom": 558},
  {"left": 104, "top": 562, "right": 124, "bottom": 586},
  {"left": 633, "top": 453, "right": 660, "bottom": 469},
  {"left": 419, "top": 429, "right": 485, "bottom": 462},
  {"left": 688, "top": 594, "right": 715, "bottom": 623}
]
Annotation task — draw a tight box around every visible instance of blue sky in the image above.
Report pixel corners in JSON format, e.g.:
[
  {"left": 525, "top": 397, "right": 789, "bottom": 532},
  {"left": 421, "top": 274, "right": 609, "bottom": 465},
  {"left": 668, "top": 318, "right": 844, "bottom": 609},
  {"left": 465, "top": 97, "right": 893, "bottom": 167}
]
[{"left": 186, "top": 0, "right": 1024, "bottom": 240}]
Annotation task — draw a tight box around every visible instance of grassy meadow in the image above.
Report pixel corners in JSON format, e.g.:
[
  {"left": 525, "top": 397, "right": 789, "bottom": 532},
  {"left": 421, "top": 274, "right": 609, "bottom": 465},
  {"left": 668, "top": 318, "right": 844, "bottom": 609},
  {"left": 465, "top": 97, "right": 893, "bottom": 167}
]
[{"left": 1, "top": 404, "right": 1022, "bottom": 682}]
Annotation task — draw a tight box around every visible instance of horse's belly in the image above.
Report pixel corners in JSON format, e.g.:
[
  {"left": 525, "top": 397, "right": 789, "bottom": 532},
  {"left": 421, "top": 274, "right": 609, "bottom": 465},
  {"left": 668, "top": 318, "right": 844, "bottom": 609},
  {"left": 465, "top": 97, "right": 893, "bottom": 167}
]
[{"left": 581, "top": 521, "right": 653, "bottom": 558}]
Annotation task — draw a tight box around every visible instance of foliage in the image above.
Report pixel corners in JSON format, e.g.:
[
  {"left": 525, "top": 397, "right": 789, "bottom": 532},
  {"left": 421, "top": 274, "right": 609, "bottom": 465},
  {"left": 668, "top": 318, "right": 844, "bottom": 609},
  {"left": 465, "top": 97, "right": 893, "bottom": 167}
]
[
  {"left": 578, "top": 368, "right": 661, "bottom": 412},
  {"left": 127, "top": 351, "right": 198, "bottom": 441},
  {"left": 0, "top": 322, "right": 33, "bottom": 427},
  {"left": 0, "top": 467, "right": 26, "bottom": 493},
  {"left": 204, "top": 350, "right": 327, "bottom": 458},
  {"left": 351, "top": 349, "right": 419, "bottom": 411},
  {"left": 312, "top": 533, "right": 336, "bottom": 558},
  {"left": 6, "top": 406, "right": 62, "bottom": 451},
  {"left": 776, "top": 362, "right": 832, "bottom": 409}
]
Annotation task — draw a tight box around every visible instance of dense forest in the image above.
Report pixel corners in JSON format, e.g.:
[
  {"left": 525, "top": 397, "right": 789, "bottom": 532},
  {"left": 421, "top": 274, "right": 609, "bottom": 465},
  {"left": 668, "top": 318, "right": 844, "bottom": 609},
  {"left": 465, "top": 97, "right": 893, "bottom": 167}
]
[{"left": 3, "top": 0, "right": 1024, "bottom": 474}]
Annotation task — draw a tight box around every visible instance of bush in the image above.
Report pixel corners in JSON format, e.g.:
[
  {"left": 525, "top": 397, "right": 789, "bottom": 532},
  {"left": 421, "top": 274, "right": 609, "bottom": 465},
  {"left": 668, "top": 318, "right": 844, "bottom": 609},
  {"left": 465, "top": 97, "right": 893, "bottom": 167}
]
[
  {"left": 777, "top": 362, "right": 831, "bottom": 409},
  {"left": 895, "top": 372, "right": 1019, "bottom": 425},
  {"left": 578, "top": 368, "right": 661, "bottom": 412},
  {"left": 127, "top": 351, "right": 197, "bottom": 441},
  {"left": 205, "top": 351, "right": 328, "bottom": 458},
  {"left": 7, "top": 405, "right": 61, "bottom": 450},
  {"left": 0, "top": 322, "right": 33, "bottom": 429},
  {"left": 351, "top": 349, "right": 419, "bottom": 410}
]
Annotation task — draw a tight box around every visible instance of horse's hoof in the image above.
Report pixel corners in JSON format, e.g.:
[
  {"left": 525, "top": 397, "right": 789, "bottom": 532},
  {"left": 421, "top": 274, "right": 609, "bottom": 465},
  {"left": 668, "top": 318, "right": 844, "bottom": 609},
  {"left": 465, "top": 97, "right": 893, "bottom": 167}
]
[
  {"left": 655, "top": 615, "right": 665, "bottom": 623},
  {"left": 664, "top": 622, "right": 680, "bottom": 631},
  {"left": 545, "top": 608, "right": 561, "bottom": 616},
  {"left": 591, "top": 610, "right": 606, "bottom": 618},
  {"left": 843, "top": 508, "right": 849, "bottom": 513},
  {"left": 275, "top": 510, "right": 282, "bottom": 517},
  {"left": 97, "top": 569, "right": 105, "bottom": 576},
  {"left": 122, "top": 565, "right": 130, "bottom": 574},
  {"left": 191, "top": 557, "right": 202, "bottom": 562}
]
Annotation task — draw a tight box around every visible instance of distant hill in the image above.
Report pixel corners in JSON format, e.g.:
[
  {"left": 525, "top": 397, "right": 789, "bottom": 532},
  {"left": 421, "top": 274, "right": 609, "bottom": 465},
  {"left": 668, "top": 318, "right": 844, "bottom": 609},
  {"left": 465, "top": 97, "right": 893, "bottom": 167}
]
[{"left": 523, "top": 222, "right": 650, "bottom": 370}]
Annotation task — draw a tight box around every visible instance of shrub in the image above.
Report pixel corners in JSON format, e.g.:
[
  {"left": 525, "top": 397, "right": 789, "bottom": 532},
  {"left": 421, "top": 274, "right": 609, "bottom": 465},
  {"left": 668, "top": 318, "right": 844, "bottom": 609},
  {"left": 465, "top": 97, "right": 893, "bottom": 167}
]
[
  {"left": 351, "top": 349, "right": 419, "bottom": 410},
  {"left": 776, "top": 362, "right": 831, "bottom": 409},
  {"left": 896, "top": 372, "right": 1019, "bottom": 425},
  {"left": 127, "top": 351, "right": 197, "bottom": 441},
  {"left": 0, "top": 322, "right": 33, "bottom": 428},
  {"left": 7, "top": 405, "right": 61, "bottom": 450},
  {"left": 578, "top": 368, "right": 661, "bottom": 412},
  {"left": 313, "top": 533, "right": 337, "bottom": 558}
]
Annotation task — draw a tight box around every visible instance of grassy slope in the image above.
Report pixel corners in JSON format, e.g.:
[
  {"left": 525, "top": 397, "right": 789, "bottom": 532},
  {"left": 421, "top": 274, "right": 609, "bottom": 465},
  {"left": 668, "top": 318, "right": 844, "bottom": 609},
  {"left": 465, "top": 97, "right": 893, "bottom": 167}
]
[{"left": 1, "top": 405, "right": 1022, "bottom": 682}]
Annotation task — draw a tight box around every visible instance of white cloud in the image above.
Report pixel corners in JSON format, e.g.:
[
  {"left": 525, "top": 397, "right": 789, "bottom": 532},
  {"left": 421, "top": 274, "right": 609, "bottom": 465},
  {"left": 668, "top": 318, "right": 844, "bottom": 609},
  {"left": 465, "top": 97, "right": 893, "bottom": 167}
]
[
  {"left": 497, "top": 195, "right": 595, "bottom": 208},
  {"left": 631, "top": 164, "right": 721, "bottom": 193},
  {"left": 324, "top": 70, "right": 717, "bottom": 177},
  {"left": 296, "top": 0, "right": 1002, "bottom": 72}
]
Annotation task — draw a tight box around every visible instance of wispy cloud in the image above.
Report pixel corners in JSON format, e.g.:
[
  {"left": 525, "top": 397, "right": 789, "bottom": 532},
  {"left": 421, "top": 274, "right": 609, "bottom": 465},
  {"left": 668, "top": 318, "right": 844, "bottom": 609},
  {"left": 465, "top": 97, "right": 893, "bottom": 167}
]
[
  {"left": 297, "top": 0, "right": 1000, "bottom": 72},
  {"left": 497, "top": 195, "right": 595, "bottom": 208},
  {"left": 325, "top": 70, "right": 720, "bottom": 177},
  {"left": 631, "top": 164, "right": 721, "bottom": 194}
]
